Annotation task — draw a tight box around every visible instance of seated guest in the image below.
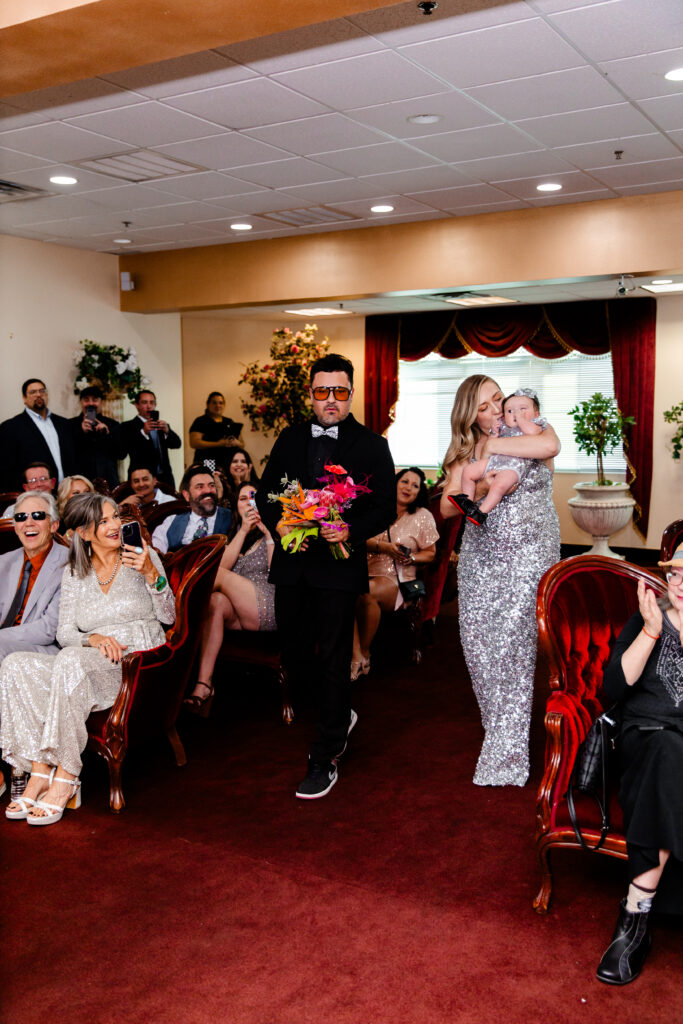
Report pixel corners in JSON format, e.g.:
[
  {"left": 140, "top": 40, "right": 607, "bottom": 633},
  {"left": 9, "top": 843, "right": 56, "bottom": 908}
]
[
  {"left": 70, "top": 386, "right": 124, "bottom": 491},
  {"left": 0, "top": 492, "right": 175, "bottom": 825},
  {"left": 189, "top": 392, "right": 244, "bottom": 474},
  {"left": 3, "top": 461, "right": 57, "bottom": 518},
  {"left": 0, "top": 378, "right": 76, "bottom": 491},
  {"left": 184, "top": 481, "right": 275, "bottom": 715},
  {"left": 226, "top": 447, "right": 259, "bottom": 496},
  {"left": 121, "top": 389, "right": 181, "bottom": 489},
  {"left": 57, "top": 475, "right": 94, "bottom": 518},
  {"left": 119, "top": 465, "right": 177, "bottom": 510},
  {"left": 152, "top": 465, "right": 231, "bottom": 555},
  {"left": 351, "top": 467, "right": 438, "bottom": 680}
]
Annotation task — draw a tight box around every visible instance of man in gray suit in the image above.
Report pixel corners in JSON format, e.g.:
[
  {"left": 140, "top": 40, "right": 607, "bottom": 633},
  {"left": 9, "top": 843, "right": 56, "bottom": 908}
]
[{"left": 0, "top": 490, "right": 69, "bottom": 798}]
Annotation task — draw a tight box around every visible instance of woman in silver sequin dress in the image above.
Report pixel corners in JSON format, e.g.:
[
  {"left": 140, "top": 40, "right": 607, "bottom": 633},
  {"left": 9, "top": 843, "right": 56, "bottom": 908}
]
[
  {"left": 441, "top": 375, "right": 561, "bottom": 787},
  {"left": 1, "top": 493, "right": 175, "bottom": 825},
  {"left": 184, "top": 481, "right": 276, "bottom": 715}
]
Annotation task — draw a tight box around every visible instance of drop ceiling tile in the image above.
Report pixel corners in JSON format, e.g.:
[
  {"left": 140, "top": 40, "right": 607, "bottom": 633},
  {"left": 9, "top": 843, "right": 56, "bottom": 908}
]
[
  {"left": 400, "top": 19, "right": 584, "bottom": 89},
  {"left": 453, "top": 198, "right": 529, "bottom": 215},
  {"left": 639, "top": 94, "right": 683, "bottom": 132},
  {"left": 243, "top": 114, "right": 386, "bottom": 156},
  {"left": 531, "top": 0, "right": 613, "bottom": 13},
  {"left": 6, "top": 79, "right": 146, "bottom": 119},
  {"left": 206, "top": 191, "right": 314, "bottom": 214},
  {"left": 348, "top": 0, "right": 534, "bottom": 46},
  {"left": 67, "top": 102, "right": 225, "bottom": 147},
  {"left": 515, "top": 103, "right": 656, "bottom": 147},
  {"left": 410, "top": 123, "right": 542, "bottom": 163},
  {"left": 0, "top": 193, "right": 109, "bottom": 226},
  {"left": 554, "top": 134, "right": 681, "bottom": 168},
  {"left": 405, "top": 183, "right": 518, "bottom": 209},
  {"left": 331, "top": 194, "right": 438, "bottom": 217},
  {"left": 312, "top": 142, "right": 441, "bottom": 176},
  {"left": 550, "top": 0, "right": 683, "bottom": 62},
  {"left": 191, "top": 213, "right": 277, "bottom": 232},
  {"left": 147, "top": 171, "right": 265, "bottom": 200},
  {"left": 599, "top": 48, "right": 683, "bottom": 100},
  {"left": 217, "top": 21, "right": 385, "bottom": 74},
  {"left": 273, "top": 51, "right": 450, "bottom": 109},
  {"left": 347, "top": 90, "right": 501, "bottom": 138},
  {"left": 129, "top": 200, "right": 231, "bottom": 227},
  {"left": 451, "top": 149, "right": 575, "bottom": 181},
  {"left": 488, "top": 169, "right": 609, "bottom": 199},
  {"left": 164, "top": 79, "right": 327, "bottom": 129},
  {"left": 0, "top": 147, "right": 53, "bottom": 174},
  {"left": 529, "top": 189, "right": 615, "bottom": 206},
  {"left": 613, "top": 179, "right": 683, "bottom": 195},
  {"left": 0, "top": 103, "right": 49, "bottom": 130},
  {"left": 358, "top": 165, "right": 474, "bottom": 192},
  {"left": 225, "top": 157, "right": 342, "bottom": 188},
  {"left": 154, "top": 133, "right": 289, "bottom": 170},
  {"left": 277, "top": 178, "right": 383, "bottom": 203},
  {"left": 114, "top": 223, "right": 230, "bottom": 243},
  {"left": 586, "top": 156, "right": 683, "bottom": 187},
  {"left": 101, "top": 50, "right": 257, "bottom": 99},
  {"left": 0, "top": 122, "right": 132, "bottom": 162},
  {"left": 6, "top": 163, "right": 122, "bottom": 194},
  {"left": 466, "top": 66, "right": 622, "bottom": 120},
  {"left": 87, "top": 183, "right": 198, "bottom": 210}
]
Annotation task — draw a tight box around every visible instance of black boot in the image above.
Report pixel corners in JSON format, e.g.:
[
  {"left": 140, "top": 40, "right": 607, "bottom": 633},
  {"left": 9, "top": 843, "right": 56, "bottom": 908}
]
[
  {"left": 596, "top": 899, "right": 651, "bottom": 985},
  {"left": 447, "top": 494, "right": 487, "bottom": 526}
]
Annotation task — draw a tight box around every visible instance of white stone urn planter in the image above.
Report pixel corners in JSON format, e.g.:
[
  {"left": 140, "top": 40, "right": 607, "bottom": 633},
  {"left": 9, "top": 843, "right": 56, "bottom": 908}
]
[{"left": 568, "top": 482, "right": 635, "bottom": 559}]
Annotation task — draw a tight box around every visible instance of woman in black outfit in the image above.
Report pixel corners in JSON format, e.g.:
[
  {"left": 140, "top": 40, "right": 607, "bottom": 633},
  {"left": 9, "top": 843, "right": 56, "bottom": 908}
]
[
  {"left": 597, "top": 546, "right": 683, "bottom": 985},
  {"left": 188, "top": 392, "right": 243, "bottom": 473}
]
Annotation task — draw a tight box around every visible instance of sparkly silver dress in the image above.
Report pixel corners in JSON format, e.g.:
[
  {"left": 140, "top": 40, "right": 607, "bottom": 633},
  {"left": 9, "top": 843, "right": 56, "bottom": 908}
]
[
  {"left": 232, "top": 540, "right": 276, "bottom": 630},
  {"left": 0, "top": 551, "right": 175, "bottom": 777},
  {"left": 457, "top": 460, "right": 560, "bottom": 786}
]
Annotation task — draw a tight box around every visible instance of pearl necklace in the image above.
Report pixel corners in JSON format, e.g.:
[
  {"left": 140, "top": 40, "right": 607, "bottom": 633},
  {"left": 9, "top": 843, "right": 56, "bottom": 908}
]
[{"left": 95, "top": 551, "right": 121, "bottom": 587}]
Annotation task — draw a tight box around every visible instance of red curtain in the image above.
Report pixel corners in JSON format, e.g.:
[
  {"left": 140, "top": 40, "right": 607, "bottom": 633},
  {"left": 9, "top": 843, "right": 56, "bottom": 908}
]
[{"left": 365, "top": 298, "right": 656, "bottom": 537}]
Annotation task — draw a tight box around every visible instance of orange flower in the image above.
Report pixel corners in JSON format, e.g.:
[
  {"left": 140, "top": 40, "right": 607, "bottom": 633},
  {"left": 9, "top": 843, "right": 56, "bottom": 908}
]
[{"left": 324, "top": 464, "right": 347, "bottom": 475}]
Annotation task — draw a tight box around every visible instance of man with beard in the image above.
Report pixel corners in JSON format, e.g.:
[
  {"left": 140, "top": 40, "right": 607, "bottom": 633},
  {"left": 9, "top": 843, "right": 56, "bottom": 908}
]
[
  {"left": 0, "top": 379, "right": 76, "bottom": 491},
  {"left": 151, "top": 465, "right": 232, "bottom": 554}
]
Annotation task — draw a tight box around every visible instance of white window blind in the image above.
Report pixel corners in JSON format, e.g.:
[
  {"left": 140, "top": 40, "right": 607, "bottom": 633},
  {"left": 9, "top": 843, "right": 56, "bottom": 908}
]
[{"left": 386, "top": 349, "right": 623, "bottom": 474}]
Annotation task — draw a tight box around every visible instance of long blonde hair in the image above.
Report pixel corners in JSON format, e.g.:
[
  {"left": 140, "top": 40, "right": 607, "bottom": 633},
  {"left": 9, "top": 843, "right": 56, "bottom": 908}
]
[{"left": 442, "top": 374, "right": 499, "bottom": 477}]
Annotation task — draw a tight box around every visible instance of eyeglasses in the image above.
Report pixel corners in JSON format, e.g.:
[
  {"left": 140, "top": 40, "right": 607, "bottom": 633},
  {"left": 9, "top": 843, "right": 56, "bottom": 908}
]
[
  {"left": 26, "top": 388, "right": 47, "bottom": 396},
  {"left": 14, "top": 511, "right": 48, "bottom": 522},
  {"left": 26, "top": 476, "right": 51, "bottom": 485},
  {"left": 666, "top": 569, "right": 683, "bottom": 585},
  {"left": 312, "top": 386, "right": 351, "bottom": 401}
]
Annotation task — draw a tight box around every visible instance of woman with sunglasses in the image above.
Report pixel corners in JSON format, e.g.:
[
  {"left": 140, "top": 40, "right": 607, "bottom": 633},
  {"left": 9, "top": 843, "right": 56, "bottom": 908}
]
[
  {"left": 0, "top": 492, "right": 175, "bottom": 825},
  {"left": 595, "top": 547, "right": 683, "bottom": 985}
]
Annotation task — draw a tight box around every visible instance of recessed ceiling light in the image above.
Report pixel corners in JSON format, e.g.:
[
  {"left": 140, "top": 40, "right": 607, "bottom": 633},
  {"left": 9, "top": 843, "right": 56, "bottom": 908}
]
[
  {"left": 651, "top": 278, "right": 673, "bottom": 284},
  {"left": 641, "top": 283, "right": 683, "bottom": 294},
  {"left": 664, "top": 67, "right": 683, "bottom": 81},
  {"left": 230, "top": 222, "right": 252, "bottom": 231},
  {"left": 536, "top": 182, "right": 563, "bottom": 192},
  {"left": 113, "top": 238, "right": 132, "bottom": 244},
  {"left": 284, "top": 308, "right": 354, "bottom": 316},
  {"left": 442, "top": 293, "right": 517, "bottom": 308},
  {"left": 407, "top": 114, "right": 442, "bottom": 125},
  {"left": 371, "top": 204, "right": 394, "bottom": 213},
  {"left": 49, "top": 175, "right": 77, "bottom": 185}
]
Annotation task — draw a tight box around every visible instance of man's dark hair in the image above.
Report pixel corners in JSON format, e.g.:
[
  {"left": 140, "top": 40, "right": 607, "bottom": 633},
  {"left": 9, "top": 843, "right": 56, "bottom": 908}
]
[
  {"left": 22, "top": 378, "right": 46, "bottom": 397},
  {"left": 309, "top": 353, "right": 354, "bottom": 387},
  {"left": 180, "top": 463, "right": 215, "bottom": 493},
  {"left": 24, "top": 461, "right": 52, "bottom": 480},
  {"left": 135, "top": 389, "right": 156, "bottom": 403},
  {"left": 128, "top": 463, "right": 157, "bottom": 483},
  {"left": 80, "top": 385, "right": 104, "bottom": 400},
  {"left": 396, "top": 467, "right": 429, "bottom": 515}
]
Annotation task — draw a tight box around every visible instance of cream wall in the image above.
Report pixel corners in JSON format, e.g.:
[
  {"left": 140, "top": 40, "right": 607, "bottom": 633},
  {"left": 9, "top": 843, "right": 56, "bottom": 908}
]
[
  {"left": 180, "top": 314, "right": 365, "bottom": 469},
  {"left": 0, "top": 234, "right": 184, "bottom": 483}
]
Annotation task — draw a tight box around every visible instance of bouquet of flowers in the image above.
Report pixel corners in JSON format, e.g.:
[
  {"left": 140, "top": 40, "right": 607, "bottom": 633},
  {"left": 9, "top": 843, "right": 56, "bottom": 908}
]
[{"left": 269, "top": 464, "right": 371, "bottom": 560}]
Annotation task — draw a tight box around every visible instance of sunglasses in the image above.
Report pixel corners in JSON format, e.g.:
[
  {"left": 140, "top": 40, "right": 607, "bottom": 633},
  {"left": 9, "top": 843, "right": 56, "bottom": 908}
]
[
  {"left": 312, "top": 386, "right": 351, "bottom": 401},
  {"left": 14, "top": 510, "right": 48, "bottom": 522}
]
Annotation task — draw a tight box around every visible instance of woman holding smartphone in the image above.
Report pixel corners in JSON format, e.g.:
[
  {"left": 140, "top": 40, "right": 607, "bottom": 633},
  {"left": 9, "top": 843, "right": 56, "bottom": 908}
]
[{"left": 1, "top": 492, "right": 174, "bottom": 826}]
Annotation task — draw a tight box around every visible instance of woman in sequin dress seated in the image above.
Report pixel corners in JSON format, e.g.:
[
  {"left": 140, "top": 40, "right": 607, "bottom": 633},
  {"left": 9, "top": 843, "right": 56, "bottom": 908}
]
[
  {"left": 183, "top": 481, "right": 275, "bottom": 716},
  {"left": 351, "top": 467, "right": 439, "bottom": 680},
  {"left": 1, "top": 492, "right": 175, "bottom": 826},
  {"left": 440, "top": 375, "right": 560, "bottom": 787},
  {"left": 595, "top": 551, "right": 683, "bottom": 986}
]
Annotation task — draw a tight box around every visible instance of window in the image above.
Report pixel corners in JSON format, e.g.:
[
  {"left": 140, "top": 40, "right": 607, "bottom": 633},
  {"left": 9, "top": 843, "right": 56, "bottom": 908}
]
[{"left": 387, "top": 349, "right": 622, "bottom": 474}]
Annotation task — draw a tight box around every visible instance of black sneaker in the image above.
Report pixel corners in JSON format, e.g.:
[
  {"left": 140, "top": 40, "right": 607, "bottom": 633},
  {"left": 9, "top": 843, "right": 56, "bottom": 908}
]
[
  {"left": 334, "top": 709, "right": 358, "bottom": 760},
  {"left": 295, "top": 759, "right": 338, "bottom": 800}
]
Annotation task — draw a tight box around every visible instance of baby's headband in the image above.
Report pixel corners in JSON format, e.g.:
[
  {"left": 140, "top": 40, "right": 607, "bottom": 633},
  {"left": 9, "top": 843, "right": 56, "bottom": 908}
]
[{"left": 511, "top": 387, "right": 538, "bottom": 401}]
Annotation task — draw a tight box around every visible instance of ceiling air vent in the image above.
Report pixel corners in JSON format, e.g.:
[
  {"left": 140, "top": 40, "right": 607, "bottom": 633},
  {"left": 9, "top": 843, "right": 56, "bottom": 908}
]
[
  {"left": 74, "top": 149, "right": 207, "bottom": 182},
  {"left": 262, "top": 206, "right": 358, "bottom": 227},
  {"left": 0, "top": 179, "right": 50, "bottom": 203}
]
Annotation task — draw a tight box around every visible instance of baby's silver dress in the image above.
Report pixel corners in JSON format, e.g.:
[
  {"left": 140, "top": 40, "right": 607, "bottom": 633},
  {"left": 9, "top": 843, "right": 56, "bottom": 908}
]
[
  {"left": 458, "top": 460, "right": 560, "bottom": 786},
  {"left": 0, "top": 551, "right": 175, "bottom": 776},
  {"left": 486, "top": 418, "right": 548, "bottom": 482},
  {"left": 232, "top": 540, "right": 276, "bottom": 630}
]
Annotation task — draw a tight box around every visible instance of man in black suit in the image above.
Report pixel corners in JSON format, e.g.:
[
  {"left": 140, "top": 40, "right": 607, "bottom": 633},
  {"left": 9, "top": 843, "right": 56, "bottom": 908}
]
[
  {"left": 0, "top": 379, "right": 76, "bottom": 491},
  {"left": 70, "top": 385, "right": 125, "bottom": 490},
  {"left": 257, "top": 353, "right": 395, "bottom": 800},
  {"left": 121, "top": 389, "right": 182, "bottom": 489}
]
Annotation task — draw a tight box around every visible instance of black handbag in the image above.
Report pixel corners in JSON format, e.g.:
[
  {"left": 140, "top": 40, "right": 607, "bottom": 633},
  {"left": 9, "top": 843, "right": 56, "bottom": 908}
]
[
  {"left": 566, "top": 705, "right": 620, "bottom": 851},
  {"left": 387, "top": 526, "right": 426, "bottom": 602}
]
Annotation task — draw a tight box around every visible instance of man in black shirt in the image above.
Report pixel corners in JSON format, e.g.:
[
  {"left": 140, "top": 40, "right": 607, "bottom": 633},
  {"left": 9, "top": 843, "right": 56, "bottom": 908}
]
[{"left": 70, "top": 386, "right": 124, "bottom": 490}]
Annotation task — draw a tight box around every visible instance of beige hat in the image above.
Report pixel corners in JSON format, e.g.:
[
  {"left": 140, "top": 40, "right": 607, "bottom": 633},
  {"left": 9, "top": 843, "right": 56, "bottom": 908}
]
[{"left": 658, "top": 545, "right": 683, "bottom": 568}]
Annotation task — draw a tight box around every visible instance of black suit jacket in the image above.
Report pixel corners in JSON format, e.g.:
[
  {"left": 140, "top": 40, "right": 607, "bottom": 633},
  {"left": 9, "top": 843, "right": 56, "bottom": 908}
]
[
  {"left": 70, "top": 413, "right": 125, "bottom": 490},
  {"left": 121, "top": 416, "right": 182, "bottom": 488},
  {"left": 256, "top": 414, "right": 395, "bottom": 593},
  {"left": 0, "top": 409, "right": 77, "bottom": 490}
]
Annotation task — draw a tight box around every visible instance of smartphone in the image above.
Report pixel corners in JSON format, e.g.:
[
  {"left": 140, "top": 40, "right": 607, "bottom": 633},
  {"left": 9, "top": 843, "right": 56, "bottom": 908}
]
[
  {"left": 149, "top": 410, "right": 160, "bottom": 427},
  {"left": 85, "top": 406, "right": 97, "bottom": 422},
  {"left": 397, "top": 544, "right": 411, "bottom": 557},
  {"left": 121, "top": 520, "right": 143, "bottom": 550}
]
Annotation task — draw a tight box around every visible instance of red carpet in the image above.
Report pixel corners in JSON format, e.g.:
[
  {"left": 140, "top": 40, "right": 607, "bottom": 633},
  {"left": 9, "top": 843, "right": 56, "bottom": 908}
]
[{"left": 2, "top": 606, "right": 681, "bottom": 1023}]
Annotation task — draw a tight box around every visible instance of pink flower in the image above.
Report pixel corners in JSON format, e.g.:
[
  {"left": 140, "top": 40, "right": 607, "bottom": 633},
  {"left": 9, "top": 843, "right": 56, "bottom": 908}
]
[
  {"left": 258, "top": 404, "right": 267, "bottom": 414},
  {"left": 283, "top": 328, "right": 291, "bottom": 334},
  {"left": 290, "top": 344, "right": 299, "bottom": 353},
  {"left": 313, "top": 507, "right": 329, "bottom": 520}
]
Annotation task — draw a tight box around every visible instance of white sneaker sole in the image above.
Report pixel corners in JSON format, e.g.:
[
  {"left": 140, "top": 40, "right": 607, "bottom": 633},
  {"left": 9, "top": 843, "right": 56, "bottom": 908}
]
[{"left": 334, "top": 709, "right": 358, "bottom": 761}]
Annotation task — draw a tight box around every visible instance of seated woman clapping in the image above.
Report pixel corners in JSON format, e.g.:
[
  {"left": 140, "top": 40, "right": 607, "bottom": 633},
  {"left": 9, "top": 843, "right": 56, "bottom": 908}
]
[
  {"left": 1, "top": 492, "right": 175, "bottom": 825},
  {"left": 184, "top": 482, "right": 275, "bottom": 716},
  {"left": 351, "top": 467, "right": 438, "bottom": 680}
]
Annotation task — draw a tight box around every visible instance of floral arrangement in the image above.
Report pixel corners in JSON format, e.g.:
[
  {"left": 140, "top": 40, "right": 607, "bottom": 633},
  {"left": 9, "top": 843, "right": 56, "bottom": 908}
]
[
  {"left": 663, "top": 401, "right": 683, "bottom": 460},
  {"left": 238, "top": 324, "right": 329, "bottom": 437},
  {"left": 73, "top": 339, "right": 150, "bottom": 401},
  {"left": 268, "top": 464, "right": 370, "bottom": 560}
]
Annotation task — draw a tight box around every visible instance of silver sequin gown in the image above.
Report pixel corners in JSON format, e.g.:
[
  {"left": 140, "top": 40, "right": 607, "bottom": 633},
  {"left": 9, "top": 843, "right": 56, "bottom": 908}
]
[
  {"left": 232, "top": 540, "right": 276, "bottom": 630},
  {"left": 457, "top": 460, "right": 560, "bottom": 786},
  {"left": 0, "top": 550, "right": 175, "bottom": 776}
]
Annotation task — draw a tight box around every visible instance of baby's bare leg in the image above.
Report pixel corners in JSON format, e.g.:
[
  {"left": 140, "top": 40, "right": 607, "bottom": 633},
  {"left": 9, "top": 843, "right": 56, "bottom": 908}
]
[
  {"left": 461, "top": 458, "right": 489, "bottom": 500},
  {"left": 478, "top": 469, "right": 520, "bottom": 513}
]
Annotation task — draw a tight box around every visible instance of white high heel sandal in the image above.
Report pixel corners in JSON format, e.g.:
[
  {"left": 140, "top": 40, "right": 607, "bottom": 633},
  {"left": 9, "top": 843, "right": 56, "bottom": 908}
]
[
  {"left": 27, "top": 776, "right": 81, "bottom": 826},
  {"left": 5, "top": 768, "right": 55, "bottom": 820}
]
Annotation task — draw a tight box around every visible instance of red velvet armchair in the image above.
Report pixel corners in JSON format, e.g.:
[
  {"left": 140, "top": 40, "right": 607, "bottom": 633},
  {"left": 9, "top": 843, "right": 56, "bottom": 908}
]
[
  {"left": 421, "top": 490, "right": 462, "bottom": 623},
  {"left": 86, "top": 534, "right": 226, "bottom": 812},
  {"left": 660, "top": 519, "right": 683, "bottom": 562},
  {"left": 533, "top": 555, "right": 666, "bottom": 913}
]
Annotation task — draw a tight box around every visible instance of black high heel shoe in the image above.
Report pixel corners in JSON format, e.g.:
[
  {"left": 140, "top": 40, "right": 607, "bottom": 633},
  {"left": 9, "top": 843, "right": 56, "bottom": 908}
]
[{"left": 183, "top": 681, "right": 215, "bottom": 718}]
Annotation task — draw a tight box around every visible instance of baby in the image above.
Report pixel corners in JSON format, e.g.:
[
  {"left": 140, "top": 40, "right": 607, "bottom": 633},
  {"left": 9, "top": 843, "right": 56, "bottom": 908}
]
[{"left": 449, "top": 388, "right": 548, "bottom": 526}]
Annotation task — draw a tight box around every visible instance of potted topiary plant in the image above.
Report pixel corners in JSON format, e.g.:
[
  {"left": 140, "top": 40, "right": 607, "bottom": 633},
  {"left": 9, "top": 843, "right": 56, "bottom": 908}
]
[
  {"left": 567, "top": 393, "right": 636, "bottom": 559},
  {"left": 663, "top": 400, "right": 683, "bottom": 460}
]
